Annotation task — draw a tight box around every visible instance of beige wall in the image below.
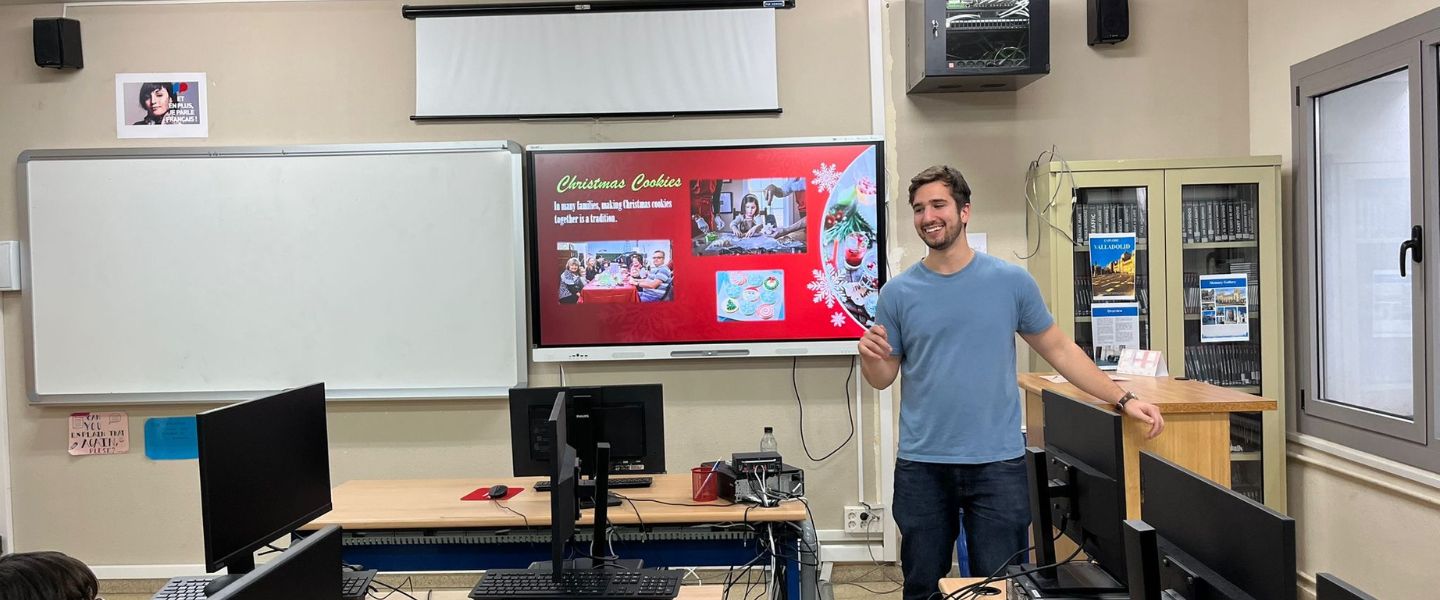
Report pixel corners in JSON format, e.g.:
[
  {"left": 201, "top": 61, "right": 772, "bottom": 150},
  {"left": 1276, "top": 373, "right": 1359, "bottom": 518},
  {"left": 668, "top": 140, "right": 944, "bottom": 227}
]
[
  {"left": 886, "top": 0, "right": 1250, "bottom": 275},
  {"left": 0, "top": 0, "right": 874, "bottom": 566},
  {"left": 1248, "top": 1, "right": 1440, "bottom": 599},
  {"left": 883, "top": 0, "right": 1250, "bottom": 387}
]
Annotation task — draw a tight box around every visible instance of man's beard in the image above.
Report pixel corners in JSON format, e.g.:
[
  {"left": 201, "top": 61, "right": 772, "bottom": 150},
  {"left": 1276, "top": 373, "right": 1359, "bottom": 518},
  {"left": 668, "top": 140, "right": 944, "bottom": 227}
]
[{"left": 922, "top": 220, "right": 965, "bottom": 251}]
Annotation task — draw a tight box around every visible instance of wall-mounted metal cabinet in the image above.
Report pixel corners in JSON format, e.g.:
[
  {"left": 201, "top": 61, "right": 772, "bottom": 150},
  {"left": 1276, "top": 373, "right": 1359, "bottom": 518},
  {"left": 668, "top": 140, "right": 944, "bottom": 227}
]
[{"left": 906, "top": 0, "right": 1050, "bottom": 93}]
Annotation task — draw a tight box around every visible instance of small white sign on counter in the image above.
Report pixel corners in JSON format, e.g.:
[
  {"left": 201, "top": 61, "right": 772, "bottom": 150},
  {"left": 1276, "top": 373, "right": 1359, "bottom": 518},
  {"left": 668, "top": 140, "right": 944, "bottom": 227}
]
[{"left": 1117, "top": 348, "right": 1169, "bottom": 377}]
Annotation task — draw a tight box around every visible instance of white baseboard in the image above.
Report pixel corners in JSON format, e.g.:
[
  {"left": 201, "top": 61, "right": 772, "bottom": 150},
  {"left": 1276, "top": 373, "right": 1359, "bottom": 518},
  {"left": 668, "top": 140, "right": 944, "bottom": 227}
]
[
  {"left": 90, "top": 531, "right": 891, "bottom": 580},
  {"left": 816, "top": 528, "right": 890, "bottom": 564},
  {"left": 91, "top": 564, "right": 211, "bottom": 580}
]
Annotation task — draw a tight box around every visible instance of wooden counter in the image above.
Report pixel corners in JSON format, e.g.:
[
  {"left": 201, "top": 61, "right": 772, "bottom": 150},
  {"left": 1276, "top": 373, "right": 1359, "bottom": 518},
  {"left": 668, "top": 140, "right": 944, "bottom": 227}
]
[
  {"left": 1020, "top": 373, "right": 1275, "bottom": 519},
  {"left": 302, "top": 473, "right": 807, "bottom": 531},
  {"left": 1018, "top": 372, "right": 1276, "bottom": 413}
]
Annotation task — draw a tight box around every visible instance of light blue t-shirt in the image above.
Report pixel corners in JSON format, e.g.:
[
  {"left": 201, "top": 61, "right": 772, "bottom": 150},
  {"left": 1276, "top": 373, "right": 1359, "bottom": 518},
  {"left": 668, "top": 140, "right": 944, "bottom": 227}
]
[{"left": 875, "top": 252, "right": 1054, "bottom": 464}]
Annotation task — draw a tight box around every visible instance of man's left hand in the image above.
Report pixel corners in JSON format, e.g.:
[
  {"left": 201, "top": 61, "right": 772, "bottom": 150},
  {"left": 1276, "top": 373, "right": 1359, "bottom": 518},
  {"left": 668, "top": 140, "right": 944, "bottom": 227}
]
[{"left": 1123, "top": 400, "right": 1165, "bottom": 439}]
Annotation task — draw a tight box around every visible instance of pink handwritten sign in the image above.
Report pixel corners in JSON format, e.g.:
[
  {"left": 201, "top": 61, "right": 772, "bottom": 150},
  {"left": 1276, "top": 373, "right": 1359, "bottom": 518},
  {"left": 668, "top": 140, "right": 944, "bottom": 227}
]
[{"left": 68, "top": 412, "right": 129, "bottom": 456}]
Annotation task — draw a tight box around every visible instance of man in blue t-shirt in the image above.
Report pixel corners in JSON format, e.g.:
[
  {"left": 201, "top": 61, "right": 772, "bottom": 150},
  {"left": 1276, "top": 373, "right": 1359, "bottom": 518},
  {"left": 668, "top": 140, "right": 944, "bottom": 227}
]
[
  {"left": 636, "top": 250, "right": 672, "bottom": 302},
  {"left": 859, "top": 165, "right": 1165, "bottom": 600}
]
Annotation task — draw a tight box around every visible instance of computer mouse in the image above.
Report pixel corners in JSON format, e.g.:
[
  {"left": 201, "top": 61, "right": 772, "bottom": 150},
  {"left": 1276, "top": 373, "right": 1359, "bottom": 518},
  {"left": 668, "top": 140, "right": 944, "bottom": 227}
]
[{"left": 488, "top": 484, "right": 510, "bottom": 499}]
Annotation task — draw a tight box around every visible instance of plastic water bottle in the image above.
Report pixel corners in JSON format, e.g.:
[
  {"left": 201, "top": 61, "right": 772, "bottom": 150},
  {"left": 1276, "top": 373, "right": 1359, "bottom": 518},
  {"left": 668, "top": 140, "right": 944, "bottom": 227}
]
[{"left": 760, "top": 427, "right": 778, "bottom": 453}]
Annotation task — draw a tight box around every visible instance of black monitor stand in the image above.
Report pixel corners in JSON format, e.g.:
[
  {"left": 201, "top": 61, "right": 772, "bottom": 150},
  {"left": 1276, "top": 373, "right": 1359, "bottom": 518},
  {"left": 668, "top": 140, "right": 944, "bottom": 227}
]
[
  {"left": 202, "top": 555, "right": 255, "bottom": 596},
  {"left": 577, "top": 483, "right": 623, "bottom": 509},
  {"left": 565, "top": 443, "right": 641, "bottom": 571},
  {"left": 1023, "top": 448, "right": 1126, "bottom": 594}
]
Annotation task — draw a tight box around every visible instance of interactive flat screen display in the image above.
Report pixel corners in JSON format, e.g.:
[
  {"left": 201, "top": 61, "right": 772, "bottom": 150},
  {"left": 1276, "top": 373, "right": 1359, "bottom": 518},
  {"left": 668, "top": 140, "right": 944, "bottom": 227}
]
[{"left": 527, "top": 137, "right": 885, "bottom": 361}]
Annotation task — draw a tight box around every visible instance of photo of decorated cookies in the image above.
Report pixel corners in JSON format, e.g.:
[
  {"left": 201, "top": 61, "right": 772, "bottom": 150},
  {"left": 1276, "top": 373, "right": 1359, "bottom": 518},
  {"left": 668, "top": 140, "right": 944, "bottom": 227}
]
[{"left": 716, "top": 270, "right": 785, "bottom": 322}]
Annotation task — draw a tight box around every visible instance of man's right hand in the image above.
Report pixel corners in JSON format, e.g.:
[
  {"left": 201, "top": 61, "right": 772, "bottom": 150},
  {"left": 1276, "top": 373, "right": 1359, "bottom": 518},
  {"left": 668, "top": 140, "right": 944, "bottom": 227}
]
[{"left": 858, "top": 325, "right": 892, "bottom": 361}]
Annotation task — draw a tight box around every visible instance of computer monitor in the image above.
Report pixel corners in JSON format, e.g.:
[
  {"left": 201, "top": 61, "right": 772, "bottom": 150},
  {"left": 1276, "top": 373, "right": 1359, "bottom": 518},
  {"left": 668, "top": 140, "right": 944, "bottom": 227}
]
[
  {"left": 206, "top": 525, "right": 342, "bottom": 600},
  {"left": 1316, "top": 574, "right": 1377, "bottom": 600},
  {"left": 1121, "top": 451, "right": 1296, "bottom": 600},
  {"left": 547, "top": 391, "right": 581, "bottom": 580},
  {"left": 510, "top": 384, "right": 665, "bottom": 477},
  {"left": 197, "top": 383, "right": 332, "bottom": 593},
  {"left": 1022, "top": 389, "right": 1129, "bottom": 593}
]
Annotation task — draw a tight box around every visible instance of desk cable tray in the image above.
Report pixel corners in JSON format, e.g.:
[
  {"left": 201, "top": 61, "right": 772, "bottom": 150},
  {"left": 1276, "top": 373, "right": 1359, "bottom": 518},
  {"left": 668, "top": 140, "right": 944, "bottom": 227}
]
[{"left": 343, "top": 526, "right": 760, "bottom": 546}]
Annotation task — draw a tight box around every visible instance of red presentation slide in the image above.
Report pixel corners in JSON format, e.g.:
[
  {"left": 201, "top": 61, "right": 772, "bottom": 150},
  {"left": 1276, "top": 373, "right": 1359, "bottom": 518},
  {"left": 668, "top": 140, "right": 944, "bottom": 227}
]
[{"left": 529, "top": 140, "right": 885, "bottom": 350}]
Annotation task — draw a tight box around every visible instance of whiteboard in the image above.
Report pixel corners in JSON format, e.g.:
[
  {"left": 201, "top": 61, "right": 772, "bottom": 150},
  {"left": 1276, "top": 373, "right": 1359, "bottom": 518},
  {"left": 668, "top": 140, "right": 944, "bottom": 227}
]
[{"left": 20, "top": 143, "right": 527, "bottom": 404}]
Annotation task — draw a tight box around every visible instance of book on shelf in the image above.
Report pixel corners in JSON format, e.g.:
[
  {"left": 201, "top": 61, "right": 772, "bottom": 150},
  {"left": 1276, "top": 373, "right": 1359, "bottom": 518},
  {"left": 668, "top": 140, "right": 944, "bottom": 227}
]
[
  {"left": 1183, "top": 343, "right": 1261, "bottom": 388},
  {"left": 1229, "top": 262, "right": 1261, "bottom": 315},
  {"left": 1183, "top": 272, "right": 1201, "bottom": 314},
  {"left": 1073, "top": 203, "right": 1148, "bottom": 244},
  {"left": 1180, "top": 199, "right": 1258, "bottom": 244},
  {"left": 1230, "top": 413, "right": 1263, "bottom": 449}
]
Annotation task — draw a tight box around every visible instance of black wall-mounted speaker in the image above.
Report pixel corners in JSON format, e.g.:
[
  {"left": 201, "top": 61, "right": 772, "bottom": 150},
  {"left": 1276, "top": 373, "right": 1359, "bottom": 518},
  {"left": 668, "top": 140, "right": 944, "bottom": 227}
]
[
  {"left": 34, "top": 17, "right": 83, "bottom": 69},
  {"left": 1088, "top": 0, "right": 1129, "bottom": 46}
]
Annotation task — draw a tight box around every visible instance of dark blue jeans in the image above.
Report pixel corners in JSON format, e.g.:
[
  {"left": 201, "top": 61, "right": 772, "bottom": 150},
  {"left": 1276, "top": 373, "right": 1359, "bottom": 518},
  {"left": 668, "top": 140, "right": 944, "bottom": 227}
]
[{"left": 893, "top": 456, "right": 1031, "bottom": 600}]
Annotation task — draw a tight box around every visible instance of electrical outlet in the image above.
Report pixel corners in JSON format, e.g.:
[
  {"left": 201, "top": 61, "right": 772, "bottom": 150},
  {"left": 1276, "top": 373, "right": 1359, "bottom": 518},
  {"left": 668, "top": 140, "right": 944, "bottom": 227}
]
[{"left": 843, "top": 505, "right": 884, "bottom": 534}]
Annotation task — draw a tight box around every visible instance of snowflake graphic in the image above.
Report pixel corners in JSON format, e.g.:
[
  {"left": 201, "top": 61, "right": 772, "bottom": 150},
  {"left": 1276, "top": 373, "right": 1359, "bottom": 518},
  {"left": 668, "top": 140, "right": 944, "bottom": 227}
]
[
  {"left": 831, "top": 312, "right": 847, "bottom": 328},
  {"left": 811, "top": 162, "right": 841, "bottom": 194},
  {"left": 807, "top": 269, "right": 835, "bottom": 308}
]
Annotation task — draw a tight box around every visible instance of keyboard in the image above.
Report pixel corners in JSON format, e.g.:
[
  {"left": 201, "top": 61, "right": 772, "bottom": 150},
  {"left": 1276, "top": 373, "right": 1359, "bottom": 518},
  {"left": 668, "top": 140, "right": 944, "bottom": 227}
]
[
  {"left": 151, "top": 570, "right": 376, "bottom": 600},
  {"left": 152, "top": 576, "right": 211, "bottom": 600},
  {"left": 470, "top": 568, "right": 682, "bottom": 599},
  {"left": 534, "top": 476, "right": 653, "bottom": 492},
  {"left": 342, "top": 569, "right": 378, "bottom": 600}
]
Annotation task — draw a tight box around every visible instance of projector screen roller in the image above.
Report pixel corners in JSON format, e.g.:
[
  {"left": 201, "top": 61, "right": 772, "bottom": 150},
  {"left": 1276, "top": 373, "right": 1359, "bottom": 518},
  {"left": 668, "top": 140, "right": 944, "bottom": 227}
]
[
  {"left": 527, "top": 137, "right": 886, "bottom": 362},
  {"left": 414, "top": 9, "right": 780, "bottom": 118}
]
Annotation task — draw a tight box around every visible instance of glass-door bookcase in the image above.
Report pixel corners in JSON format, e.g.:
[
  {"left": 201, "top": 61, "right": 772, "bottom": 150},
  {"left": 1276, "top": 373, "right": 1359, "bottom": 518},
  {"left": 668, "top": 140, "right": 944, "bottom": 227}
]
[{"left": 1027, "top": 157, "right": 1284, "bottom": 511}]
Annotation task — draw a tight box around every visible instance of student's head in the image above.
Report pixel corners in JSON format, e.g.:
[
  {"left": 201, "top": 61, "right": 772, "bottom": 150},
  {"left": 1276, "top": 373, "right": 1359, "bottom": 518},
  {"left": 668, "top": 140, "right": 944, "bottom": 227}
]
[
  {"left": 741, "top": 195, "right": 760, "bottom": 217},
  {"left": 565, "top": 257, "right": 581, "bottom": 273},
  {"left": 629, "top": 255, "right": 642, "bottom": 268},
  {"left": 138, "top": 82, "right": 173, "bottom": 121},
  {"left": 907, "top": 165, "right": 972, "bottom": 251},
  {"left": 651, "top": 250, "right": 667, "bottom": 267},
  {"left": 0, "top": 551, "right": 99, "bottom": 600}
]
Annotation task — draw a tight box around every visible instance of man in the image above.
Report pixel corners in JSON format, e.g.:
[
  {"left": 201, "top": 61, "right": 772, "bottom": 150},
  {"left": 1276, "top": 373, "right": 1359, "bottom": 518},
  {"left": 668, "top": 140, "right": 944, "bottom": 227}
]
[
  {"left": 635, "top": 250, "right": 672, "bottom": 302},
  {"left": 859, "top": 165, "right": 1165, "bottom": 600}
]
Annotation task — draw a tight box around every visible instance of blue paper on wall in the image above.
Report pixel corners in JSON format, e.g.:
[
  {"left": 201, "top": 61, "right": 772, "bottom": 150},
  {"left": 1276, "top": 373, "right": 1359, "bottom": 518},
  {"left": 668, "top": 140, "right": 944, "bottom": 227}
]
[{"left": 144, "top": 416, "right": 198, "bottom": 460}]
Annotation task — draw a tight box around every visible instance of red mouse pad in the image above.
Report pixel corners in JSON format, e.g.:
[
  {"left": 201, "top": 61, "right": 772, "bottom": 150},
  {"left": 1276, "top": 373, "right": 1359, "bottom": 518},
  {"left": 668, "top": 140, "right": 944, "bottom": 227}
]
[{"left": 462, "top": 487, "right": 524, "bottom": 501}]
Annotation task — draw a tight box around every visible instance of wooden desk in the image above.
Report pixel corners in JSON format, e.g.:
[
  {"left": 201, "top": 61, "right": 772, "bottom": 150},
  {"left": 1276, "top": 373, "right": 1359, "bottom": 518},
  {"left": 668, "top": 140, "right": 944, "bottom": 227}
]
[
  {"left": 939, "top": 577, "right": 1009, "bottom": 597},
  {"left": 428, "top": 587, "right": 721, "bottom": 600},
  {"left": 304, "top": 474, "right": 807, "bottom": 530},
  {"left": 1019, "top": 373, "right": 1275, "bottom": 519},
  {"left": 302, "top": 474, "right": 814, "bottom": 599}
]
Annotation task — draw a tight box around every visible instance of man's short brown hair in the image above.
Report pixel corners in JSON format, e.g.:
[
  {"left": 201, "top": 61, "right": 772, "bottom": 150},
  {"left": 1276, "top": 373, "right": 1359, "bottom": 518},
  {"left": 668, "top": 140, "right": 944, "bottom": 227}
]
[{"left": 908, "top": 165, "right": 972, "bottom": 207}]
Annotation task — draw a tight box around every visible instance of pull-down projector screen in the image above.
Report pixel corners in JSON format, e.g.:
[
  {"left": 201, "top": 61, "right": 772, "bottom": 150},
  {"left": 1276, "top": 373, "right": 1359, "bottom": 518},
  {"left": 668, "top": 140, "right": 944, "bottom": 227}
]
[{"left": 414, "top": 9, "right": 780, "bottom": 119}]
